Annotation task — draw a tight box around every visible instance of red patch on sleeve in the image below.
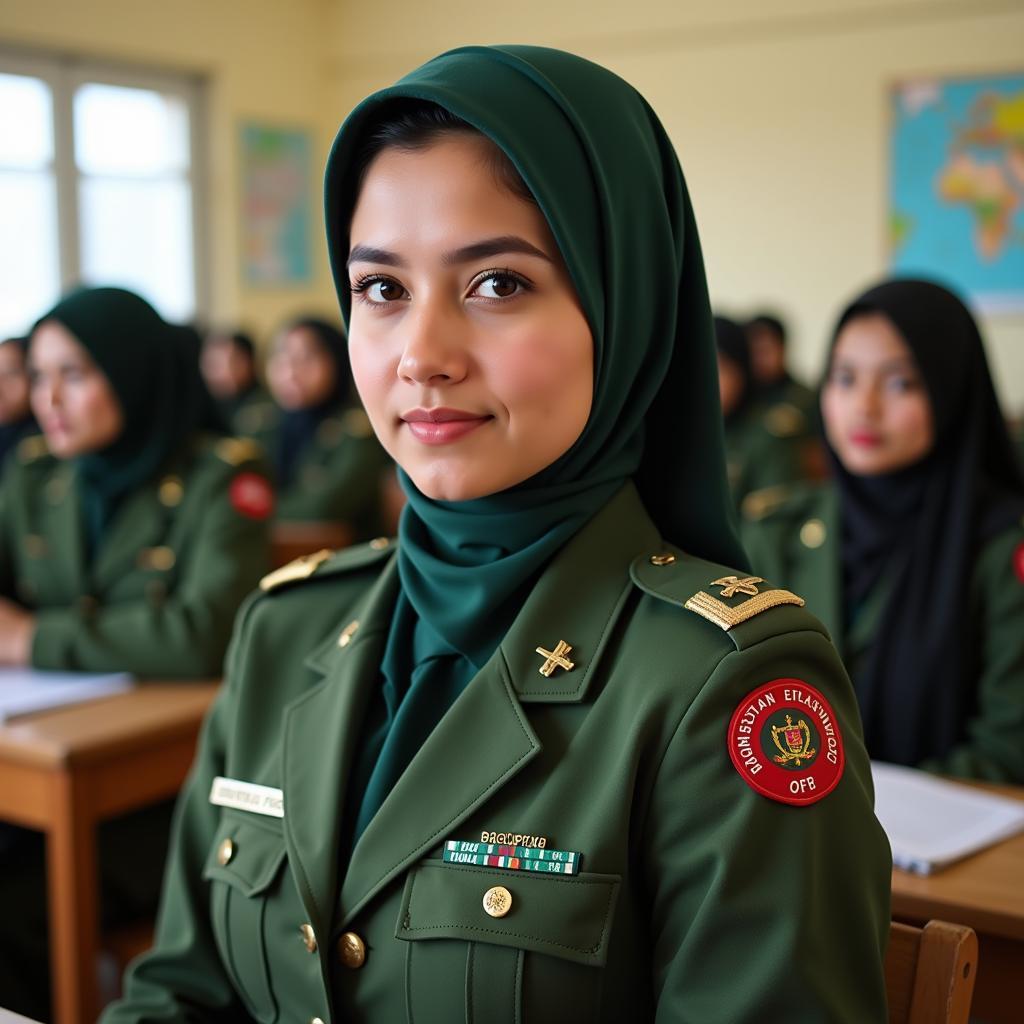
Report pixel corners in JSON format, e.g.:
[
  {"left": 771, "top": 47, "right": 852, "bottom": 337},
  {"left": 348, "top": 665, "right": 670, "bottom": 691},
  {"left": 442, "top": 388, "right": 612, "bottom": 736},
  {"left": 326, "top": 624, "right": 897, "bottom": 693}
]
[
  {"left": 1014, "top": 542, "right": 1024, "bottom": 584},
  {"left": 229, "top": 472, "right": 274, "bottom": 521},
  {"left": 727, "top": 680, "right": 844, "bottom": 806}
]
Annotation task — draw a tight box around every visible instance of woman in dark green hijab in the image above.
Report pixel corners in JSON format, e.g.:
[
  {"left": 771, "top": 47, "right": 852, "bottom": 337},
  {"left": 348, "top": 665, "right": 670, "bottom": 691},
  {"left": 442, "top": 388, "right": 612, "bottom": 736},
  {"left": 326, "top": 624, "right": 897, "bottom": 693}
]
[{"left": 105, "top": 48, "right": 889, "bottom": 1024}]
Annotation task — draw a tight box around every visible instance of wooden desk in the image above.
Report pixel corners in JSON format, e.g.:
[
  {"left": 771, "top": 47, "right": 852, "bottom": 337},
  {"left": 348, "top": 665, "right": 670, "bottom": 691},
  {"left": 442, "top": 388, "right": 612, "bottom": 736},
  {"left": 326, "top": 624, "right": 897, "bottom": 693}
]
[
  {"left": 891, "top": 783, "right": 1024, "bottom": 1023},
  {"left": 0, "top": 683, "right": 218, "bottom": 1024}
]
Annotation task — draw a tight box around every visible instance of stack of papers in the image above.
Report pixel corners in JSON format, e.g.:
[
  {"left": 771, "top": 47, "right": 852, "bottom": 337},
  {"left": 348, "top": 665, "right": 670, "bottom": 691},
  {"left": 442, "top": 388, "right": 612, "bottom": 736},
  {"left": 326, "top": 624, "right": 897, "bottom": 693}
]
[
  {"left": 0, "top": 668, "right": 133, "bottom": 722},
  {"left": 871, "top": 761, "right": 1024, "bottom": 874}
]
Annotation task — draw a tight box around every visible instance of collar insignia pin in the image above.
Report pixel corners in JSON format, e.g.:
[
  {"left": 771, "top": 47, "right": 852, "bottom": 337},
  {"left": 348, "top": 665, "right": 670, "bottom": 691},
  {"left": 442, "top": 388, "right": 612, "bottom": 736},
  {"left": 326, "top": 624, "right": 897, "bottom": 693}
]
[
  {"left": 711, "top": 575, "right": 764, "bottom": 598},
  {"left": 535, "top": 640, "right": 575, "bottom": 677}
]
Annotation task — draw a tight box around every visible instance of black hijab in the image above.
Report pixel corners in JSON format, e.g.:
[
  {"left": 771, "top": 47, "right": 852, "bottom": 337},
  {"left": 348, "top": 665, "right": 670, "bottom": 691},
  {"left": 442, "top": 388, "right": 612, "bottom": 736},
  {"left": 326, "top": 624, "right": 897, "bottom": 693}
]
[
  {"left": 714, "top": 315, "right": 756, "bottom": 425},
  {"left": 32, "top": 287, "right": 214, "bottom": 551},
  {"left": 826, "top": 278, "right": 1024, "bottom": 766},
  {"left": 273, "top": 317, "right": 351, "bottom": 488}
]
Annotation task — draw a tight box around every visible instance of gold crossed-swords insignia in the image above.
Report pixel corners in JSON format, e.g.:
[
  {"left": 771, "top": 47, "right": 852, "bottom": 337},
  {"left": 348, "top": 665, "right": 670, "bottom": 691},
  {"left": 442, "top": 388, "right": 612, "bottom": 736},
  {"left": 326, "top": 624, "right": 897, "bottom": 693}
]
[
  {"left": 535, "top": 640, "right": 575, "bottom": 677},
  {"left": 711, "top": 575, "right": 764, "bottom": 598}
]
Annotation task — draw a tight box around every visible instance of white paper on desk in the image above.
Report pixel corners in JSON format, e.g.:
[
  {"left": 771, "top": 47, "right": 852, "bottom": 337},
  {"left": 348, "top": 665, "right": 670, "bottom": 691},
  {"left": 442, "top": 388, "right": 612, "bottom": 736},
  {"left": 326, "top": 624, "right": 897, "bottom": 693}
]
[
  {"left": 0, "top": 668, "right": 133, "bottom": 722},
  {"left": 871, "top": 761, "right": 1024, "bottom": 875}
]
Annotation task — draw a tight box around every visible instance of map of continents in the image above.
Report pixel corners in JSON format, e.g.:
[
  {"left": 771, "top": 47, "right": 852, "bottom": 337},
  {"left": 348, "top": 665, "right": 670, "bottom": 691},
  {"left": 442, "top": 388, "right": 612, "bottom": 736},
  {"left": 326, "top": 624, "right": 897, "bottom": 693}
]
[{"left": 890, "top": 74, "right": 1024, "bottom": 311}]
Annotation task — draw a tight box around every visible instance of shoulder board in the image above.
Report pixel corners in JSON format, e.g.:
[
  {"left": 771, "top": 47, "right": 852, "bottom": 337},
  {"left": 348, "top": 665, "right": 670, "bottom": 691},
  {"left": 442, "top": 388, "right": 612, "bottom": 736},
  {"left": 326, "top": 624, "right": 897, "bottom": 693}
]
[
  {"left": 741, "top": 483, "right": 795, "bottom": 522},
  {"left": 17, "top": 434, "right": 50, "bottom": 463},
  {"left": 215, "top": 436, "right": 264, "bottom": 466},
  {"left": 630, "top": 546, "right": 818, "bottom": 650},
  {"left": 259, "top": 536, "right": 393, "bottom": 594},
  {"left": 764, "top": 402, "right": 806, "bottom": 438}
]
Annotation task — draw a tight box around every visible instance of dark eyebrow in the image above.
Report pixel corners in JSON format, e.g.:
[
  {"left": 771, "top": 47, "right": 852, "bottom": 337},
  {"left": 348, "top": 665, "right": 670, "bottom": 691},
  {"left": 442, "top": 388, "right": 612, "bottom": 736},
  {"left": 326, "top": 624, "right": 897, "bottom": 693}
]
[{"left": 347, "top": 235, "right": 552, "bottom": 270}]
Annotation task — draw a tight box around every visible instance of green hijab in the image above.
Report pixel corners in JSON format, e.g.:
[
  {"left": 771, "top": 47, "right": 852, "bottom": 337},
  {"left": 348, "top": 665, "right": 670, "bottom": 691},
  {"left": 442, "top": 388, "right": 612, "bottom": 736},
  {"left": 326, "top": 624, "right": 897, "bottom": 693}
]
[
  {"left": 32, "top": 287, "right": 211, "bottom": 550},
  {"left": 325, "top": 46, "right": 745, "bottom": 839}
]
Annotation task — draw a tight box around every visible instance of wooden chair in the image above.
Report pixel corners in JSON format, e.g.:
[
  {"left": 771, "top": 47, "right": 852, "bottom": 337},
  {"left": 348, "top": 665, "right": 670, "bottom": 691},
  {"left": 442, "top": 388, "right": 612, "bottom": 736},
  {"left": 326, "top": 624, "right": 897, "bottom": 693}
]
[
  {"left": 270, "top": 520, "right": 353, "bottom": 568},
  {"left": 885, "top": 920, "right": 978, "bottom": 1024}
]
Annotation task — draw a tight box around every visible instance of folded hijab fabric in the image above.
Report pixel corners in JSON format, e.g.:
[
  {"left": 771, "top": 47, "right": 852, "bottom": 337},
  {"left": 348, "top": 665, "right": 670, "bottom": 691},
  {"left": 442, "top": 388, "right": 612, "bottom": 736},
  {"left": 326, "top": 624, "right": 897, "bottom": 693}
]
[
  {"left": 32, "top": 287, "right": 214, "bottom": 552},
  {"left": 827, "top": 278, "right": 1024, "bottom": 766},
  {"left": 323, "top": 46, "right": 746, "bottom": 838}
]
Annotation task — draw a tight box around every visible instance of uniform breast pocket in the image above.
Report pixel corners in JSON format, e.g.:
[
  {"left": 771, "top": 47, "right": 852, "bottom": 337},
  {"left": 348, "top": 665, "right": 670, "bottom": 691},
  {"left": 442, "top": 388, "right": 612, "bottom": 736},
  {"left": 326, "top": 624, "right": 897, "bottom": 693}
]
[
  {"left": 396, "top": 860, "right": 620, "bottom": 1024},
  {"left": 202, "top": 818, "right": 287, "bottom": 1023}
]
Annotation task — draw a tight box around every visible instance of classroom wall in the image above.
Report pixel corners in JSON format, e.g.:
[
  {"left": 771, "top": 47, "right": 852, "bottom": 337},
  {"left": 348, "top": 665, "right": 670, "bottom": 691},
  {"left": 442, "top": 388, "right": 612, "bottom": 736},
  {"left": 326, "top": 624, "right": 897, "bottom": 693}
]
[
  {"left": 324, "top": 0, "right": 1024, "bottom": 410},
  {"left": 0, "top": 0, "right": 342, "bottom": 342}
]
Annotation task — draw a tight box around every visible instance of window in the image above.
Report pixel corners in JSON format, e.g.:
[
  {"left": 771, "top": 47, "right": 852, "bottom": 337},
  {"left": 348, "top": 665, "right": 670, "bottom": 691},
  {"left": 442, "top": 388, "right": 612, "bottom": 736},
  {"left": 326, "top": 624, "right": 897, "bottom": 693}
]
[{"left": 0, "top": 52, "right": 205, "bottom": 339}]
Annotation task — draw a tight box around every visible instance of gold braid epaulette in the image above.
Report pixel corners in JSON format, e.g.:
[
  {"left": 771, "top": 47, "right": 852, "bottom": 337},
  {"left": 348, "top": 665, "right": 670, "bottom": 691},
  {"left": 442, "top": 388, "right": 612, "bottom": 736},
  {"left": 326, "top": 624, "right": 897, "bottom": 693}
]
[{"left": 684, "top": 589, "right": 805, "bottom": 631}]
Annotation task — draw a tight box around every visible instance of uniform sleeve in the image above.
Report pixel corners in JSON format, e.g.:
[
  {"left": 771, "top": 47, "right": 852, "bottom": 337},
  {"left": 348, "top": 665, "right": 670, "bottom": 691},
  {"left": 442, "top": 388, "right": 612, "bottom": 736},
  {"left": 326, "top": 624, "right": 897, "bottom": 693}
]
[
  {"left": 920, "top": 526, "right": 1024, "bottom": 782},
  {"left": 29, "top": 458, "right": 271, "bottom": 677},
  {"left": 99, "top": 600, "right": 257, "bottom": 1024},
  {"left": 645, "top": 627, "right": 891, "bottom": 1023}
]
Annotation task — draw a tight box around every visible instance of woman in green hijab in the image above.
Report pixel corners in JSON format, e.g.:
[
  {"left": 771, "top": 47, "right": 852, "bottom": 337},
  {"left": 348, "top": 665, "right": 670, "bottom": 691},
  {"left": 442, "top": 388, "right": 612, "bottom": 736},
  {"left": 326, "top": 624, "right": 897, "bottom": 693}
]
[{"left": 105, "top": 48, "right": 889, "bottom": 1024}]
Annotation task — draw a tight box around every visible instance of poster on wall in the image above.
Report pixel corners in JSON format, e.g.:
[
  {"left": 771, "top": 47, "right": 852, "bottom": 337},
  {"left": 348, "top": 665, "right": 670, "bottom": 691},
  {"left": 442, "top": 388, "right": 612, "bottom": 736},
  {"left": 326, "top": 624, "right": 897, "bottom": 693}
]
[
  {"left": 888, "top": 72, "right": 1024, "bottom": 313},
  {"left": 240, "top": 123, "right": 313, "bottom": 285}
]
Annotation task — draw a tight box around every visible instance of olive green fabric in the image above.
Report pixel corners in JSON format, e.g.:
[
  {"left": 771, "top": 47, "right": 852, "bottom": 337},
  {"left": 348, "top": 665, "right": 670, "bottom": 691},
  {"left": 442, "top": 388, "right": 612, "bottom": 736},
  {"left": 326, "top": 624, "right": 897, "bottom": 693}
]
[
  {"left": 103, "top": 486, "right": 891, "bottom": 1023},
  {"left": 224, "top": 384, "right": 276, "bottom": 438},
  {"left": 249, "top": 405, "right": 389, "bottom": 537},
  {"left": 0, "top": 433, "right": 271, "bottom": 675},
  {"left": 743, "top": 481, "right": 1024, "bottom": 781}
]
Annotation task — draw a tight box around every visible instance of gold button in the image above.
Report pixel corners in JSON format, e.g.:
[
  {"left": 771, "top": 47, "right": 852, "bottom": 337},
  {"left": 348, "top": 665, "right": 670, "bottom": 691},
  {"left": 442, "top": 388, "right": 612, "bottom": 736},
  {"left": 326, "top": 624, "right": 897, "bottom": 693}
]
[
  {"left": 338, "top": 931, "right": 366, "bottom": 969},
  {"left": 650, "top": 552, "right": 676, "bottom": 566},
  {"left": 338, "top": 620, "right": 360, "bottom": 648},
  {"left": 139, "top": 546, "right": 176, "bottom": 571},
  {"left": 482, "top": 885, "right": 512, "bottom": 918},
  {"left": 217, "top": 838, "right": 235, "bottom": 866},
  {"left": 159, "top": 476, "right": 184, "bottom": 507},
  {"left": 311, "top": 1018, "right": 325, "bottom": 1024},
  {"left": 369, "top": 536, "right": 389, "bottom": 550},
  {"left": 300, "top": 923, "right": 317, "bottom": 953},
  {"left": 800, "top": 519, "right": 827, "bottom": 549}
]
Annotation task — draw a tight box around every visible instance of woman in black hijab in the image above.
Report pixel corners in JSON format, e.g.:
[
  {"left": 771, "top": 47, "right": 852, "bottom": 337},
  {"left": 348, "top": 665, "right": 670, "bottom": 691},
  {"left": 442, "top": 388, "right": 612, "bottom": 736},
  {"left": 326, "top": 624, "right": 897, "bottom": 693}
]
[
  {"left": 0, "top": 337, "right": 39, "bottom": 472},
  {"left": 745, "top": 278, "right": 1024, "bottom": 781}
]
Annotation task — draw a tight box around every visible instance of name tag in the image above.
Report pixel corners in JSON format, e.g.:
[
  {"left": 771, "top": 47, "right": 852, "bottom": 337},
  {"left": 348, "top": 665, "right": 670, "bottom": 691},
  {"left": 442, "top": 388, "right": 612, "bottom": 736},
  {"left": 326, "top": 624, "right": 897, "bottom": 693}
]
[{"left": 209, "top": 776, "right": 284, "bottom": 818}]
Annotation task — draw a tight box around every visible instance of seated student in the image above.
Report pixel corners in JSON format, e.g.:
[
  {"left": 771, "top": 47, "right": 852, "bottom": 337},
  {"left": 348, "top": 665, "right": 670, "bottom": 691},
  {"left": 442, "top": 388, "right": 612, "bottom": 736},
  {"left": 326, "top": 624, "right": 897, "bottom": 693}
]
[
  {"left": 0, "top": 287, "right": 275, "bottom": 1021},
  {"left": 0, "top": 286, "right": 273, "bottom": 674},
  {"left": 745, "top": 312, "right": 817, "bottom": 421},
  {"left": 199, "top": 328, "right": 275, "bottom": 436},
  {"left": 744, "top": 278, "right": 1024, "bottom": 782},
  {"left": 0, "top": 336, "right": 39, "bottom": 471},
  {"left": 715, "top": 315, "right": 808, "bottom": 515},
  {"left": 258, "top": 315, "right": 389, "bottom": 536},
  {"left": 103, "top": 46, "right": 889, "bottom": 1024}
]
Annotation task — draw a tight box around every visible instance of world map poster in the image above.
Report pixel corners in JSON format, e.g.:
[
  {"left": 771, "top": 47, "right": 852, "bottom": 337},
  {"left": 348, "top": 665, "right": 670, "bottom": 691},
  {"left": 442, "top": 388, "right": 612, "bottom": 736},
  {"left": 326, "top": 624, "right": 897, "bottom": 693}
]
[{"left": 889, "top": 72, "right": 1024, "bottom": 312}]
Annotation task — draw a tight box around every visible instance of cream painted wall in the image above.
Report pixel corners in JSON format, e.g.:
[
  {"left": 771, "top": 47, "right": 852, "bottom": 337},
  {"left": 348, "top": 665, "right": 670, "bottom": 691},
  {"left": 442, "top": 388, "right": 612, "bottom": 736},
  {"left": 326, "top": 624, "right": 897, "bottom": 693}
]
[
  {"left": 0, "top": 0, "right": 342, "bottom": 341},
  {"left": 324, "top": 0, "right": 1024, "bottom": 410}
]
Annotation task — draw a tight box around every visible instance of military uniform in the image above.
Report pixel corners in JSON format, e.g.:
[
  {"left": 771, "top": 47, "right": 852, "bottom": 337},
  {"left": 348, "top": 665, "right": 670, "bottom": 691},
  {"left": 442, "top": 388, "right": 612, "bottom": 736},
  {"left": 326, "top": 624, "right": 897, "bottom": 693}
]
[
  {"left": 104, "top": 484, "right": 891, "bottom": 1023},
  {"left": 252, "top": 407, "right": 390, "bottom": 537},
  {"left": 0, "top": 432, "right": 272, "bottom": 676},
  {"left": 743, "top": 481, "right": 1024, "bottom": 781},
  {"left": 226, "top": 386, "right": 277, "bottom": 440}
]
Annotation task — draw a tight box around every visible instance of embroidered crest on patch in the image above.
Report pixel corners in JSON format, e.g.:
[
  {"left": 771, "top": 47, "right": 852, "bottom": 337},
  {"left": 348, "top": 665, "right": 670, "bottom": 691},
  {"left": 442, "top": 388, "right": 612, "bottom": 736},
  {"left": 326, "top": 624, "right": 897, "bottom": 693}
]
[
  {"left": 728, "top": 679, "right": 844, "bottom": 806},
  {"left": 1014, "top": 542, "right": 1024, "bottom": 584},
  {"left": 229, "top": 472, "right": 274, "bottom": 521}
]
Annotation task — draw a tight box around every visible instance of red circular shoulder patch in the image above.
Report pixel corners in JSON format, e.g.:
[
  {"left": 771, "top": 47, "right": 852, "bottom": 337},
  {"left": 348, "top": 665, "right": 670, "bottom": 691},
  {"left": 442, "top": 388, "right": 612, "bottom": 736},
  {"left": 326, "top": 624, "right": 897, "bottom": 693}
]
[
  {"left": 727, "top": 679, "right": 844, "bottom": 806},
  {"left": 229, "top": 472, "right": 275, "bottom": 521},
  {"left": 1013, "top": 542, "right": 1024, "bottom": 584}
]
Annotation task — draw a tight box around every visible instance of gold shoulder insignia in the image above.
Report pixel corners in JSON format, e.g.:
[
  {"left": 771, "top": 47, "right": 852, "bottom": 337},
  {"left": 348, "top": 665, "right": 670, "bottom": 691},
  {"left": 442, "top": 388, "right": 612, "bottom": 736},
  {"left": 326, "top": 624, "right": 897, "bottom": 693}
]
[
  {"left": 215, "top": 436, "right": 264, "bottom": 466},
  {"left": 259, "top": 548, "right": 334, "bottom": 592},
  {"left": 342, "top": 408, "right": 374, "bottom": 439},
  {"left": 17, "top": 435, "right": 49, "bottom": 463},
  {"left": 741, "top": 484, "right": 794, "bottom": 522},
  {"left": 764, "top": 403, "right": 806, "bottom": 438},
  {"left": 684, "top": 587, "right": 805, "bottom": 631}
]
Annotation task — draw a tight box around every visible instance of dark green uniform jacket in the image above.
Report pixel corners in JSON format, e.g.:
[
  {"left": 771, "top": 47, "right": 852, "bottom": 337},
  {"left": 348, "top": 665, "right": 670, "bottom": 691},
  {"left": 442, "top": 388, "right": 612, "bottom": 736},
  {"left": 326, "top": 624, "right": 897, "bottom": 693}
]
[
  {"left": 226, "top": 386, "right": 277, "bottom": 439},
  {"left": 253, "top": 407, "right": 390, "bottom": 536},
  {"left": 104, "top": 485, "right": 890, "bottom": 1023},
  {"left": 0, "top": 432, "right": 272, "bottom": 677},
  {"left": 743, "top": 482, "right": 1024, "bottom": 781}
]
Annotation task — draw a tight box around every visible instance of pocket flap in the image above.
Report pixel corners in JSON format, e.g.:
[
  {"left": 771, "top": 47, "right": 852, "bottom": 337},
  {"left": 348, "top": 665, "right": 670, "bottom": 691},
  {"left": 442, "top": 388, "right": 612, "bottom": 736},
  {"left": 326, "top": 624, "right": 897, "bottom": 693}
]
[
  {"left": 396, "top": 859, "right": 620, "bottom": 967},
  {"left": 202, "top": 819, "right": 286, "bottom": 897}
]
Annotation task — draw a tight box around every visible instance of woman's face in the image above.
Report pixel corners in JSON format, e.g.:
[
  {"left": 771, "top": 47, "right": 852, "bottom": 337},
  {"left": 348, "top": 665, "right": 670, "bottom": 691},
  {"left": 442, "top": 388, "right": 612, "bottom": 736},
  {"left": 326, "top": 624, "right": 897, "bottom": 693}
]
[
  {"left": 0, "top": 343, "right": 30, "bottom": 424},
  {"left": 346, "top": 133, "right": 594, "bottom": 502},
  {"left": 717, "top": 353, "right": 744, "bottom": 418},
  {"left": 821, "top": 312, "right": 934, "bottom": 476},
  {"left": 266, "top": 326, "right": 338, "bottom": 410},
  {"left": 28, "top": 321, "right": 124, "bottom": 458}
]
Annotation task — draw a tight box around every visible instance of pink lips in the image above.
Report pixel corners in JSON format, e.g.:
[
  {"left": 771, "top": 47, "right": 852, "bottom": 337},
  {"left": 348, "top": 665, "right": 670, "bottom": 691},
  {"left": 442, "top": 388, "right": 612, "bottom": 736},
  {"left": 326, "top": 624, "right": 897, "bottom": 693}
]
[
  {"left": 849, "top": 430, "right": 883, "bottom": 448},
  {"left": 401, "top": 407, "right": 492, "bottom": 445}
]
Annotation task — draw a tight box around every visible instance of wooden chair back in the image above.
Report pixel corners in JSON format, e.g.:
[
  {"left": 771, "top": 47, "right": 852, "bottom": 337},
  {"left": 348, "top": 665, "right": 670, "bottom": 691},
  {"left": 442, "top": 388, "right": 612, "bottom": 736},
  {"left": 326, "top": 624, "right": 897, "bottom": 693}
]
[{"left": 885, "top": 920, "right": 977, "bottom": 1024}]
